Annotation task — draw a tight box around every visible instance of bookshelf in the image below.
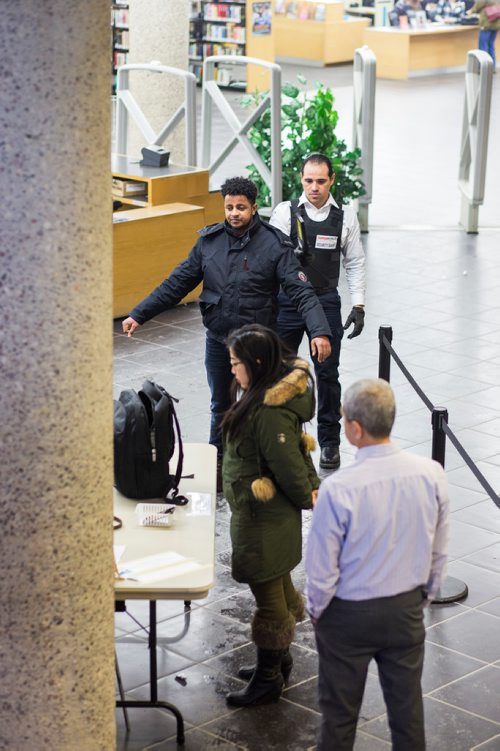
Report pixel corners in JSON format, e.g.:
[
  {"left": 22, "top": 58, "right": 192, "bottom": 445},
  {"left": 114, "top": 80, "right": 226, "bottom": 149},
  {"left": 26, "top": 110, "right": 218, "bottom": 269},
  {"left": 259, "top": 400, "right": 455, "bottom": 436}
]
[
  {"left": 112, "top": 3, "right": 129, "bottom": 95},
  {"left": 189, "top": 0, "right": 247, "bottom": 89}
]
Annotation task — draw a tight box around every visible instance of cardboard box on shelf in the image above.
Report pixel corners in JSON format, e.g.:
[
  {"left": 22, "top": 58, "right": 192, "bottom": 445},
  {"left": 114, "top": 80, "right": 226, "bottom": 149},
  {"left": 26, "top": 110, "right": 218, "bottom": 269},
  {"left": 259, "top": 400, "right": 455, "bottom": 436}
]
[{"left": 112, "top": 177, "right": 148, "bottom": 197}]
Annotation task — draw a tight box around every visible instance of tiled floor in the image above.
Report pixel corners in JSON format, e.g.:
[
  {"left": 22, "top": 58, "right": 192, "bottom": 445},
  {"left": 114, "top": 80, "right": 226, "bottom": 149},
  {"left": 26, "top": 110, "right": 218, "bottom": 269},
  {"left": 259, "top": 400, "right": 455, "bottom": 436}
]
[
  {"left": 113, "top": 227, "right": 500, "bottom": 750},
  {"left": 113, "top": 52, "right": 500, "bottom": 751}
]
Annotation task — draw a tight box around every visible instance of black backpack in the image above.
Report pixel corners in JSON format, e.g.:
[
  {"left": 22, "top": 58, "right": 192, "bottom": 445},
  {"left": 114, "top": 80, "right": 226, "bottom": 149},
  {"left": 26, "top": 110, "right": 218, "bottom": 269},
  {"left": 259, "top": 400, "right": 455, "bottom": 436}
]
[{"left": 113, "top": 380, "right": 188, "bottom": 504}]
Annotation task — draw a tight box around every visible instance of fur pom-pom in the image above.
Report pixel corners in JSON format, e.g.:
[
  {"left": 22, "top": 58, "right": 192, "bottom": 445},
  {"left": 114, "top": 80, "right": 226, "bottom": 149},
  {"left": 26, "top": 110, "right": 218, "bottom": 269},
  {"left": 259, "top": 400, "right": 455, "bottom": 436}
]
[
  {"left": 301, "top": 432, "right": 316, "bottom": 453},
  {"left": 251, "top": 477, "right": 276, "bottom": 502}
]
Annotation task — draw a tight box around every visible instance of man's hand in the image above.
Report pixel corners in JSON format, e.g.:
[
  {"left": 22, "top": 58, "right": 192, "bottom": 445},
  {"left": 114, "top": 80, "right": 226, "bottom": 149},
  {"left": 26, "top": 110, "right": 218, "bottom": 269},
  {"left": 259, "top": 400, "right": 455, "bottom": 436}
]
[
  {"left": 122, "top": 317, "right": 140, "bottom": 337},
  {"left": 310, "top": 336, "right": 331, "bottom": 363},
  {"left": 343, "top": 306, "right": 365, "bottom": 339},
  {"left": 311, "top": 489, "right": 319, "bottom": 507}
]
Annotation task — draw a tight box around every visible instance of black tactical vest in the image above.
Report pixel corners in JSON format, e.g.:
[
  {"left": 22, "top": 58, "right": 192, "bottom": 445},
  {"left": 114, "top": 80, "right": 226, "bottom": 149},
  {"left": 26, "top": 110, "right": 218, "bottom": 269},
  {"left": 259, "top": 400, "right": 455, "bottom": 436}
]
[{"left": 290, "top": 199, "right": 344, "bottom": 291}]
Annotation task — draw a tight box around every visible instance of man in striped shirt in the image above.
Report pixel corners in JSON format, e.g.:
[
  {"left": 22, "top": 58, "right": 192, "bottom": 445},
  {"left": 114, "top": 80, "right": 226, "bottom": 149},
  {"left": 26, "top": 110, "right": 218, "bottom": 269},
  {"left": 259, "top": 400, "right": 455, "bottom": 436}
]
[{"left": 305, "top": 378, "right": 449, "bottom": 751}]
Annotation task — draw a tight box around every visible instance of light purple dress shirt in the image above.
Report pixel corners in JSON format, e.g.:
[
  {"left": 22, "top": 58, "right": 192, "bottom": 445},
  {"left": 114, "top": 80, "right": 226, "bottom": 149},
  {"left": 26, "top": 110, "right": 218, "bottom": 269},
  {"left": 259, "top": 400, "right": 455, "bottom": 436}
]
[{"left": 305, "top": 443, "right": 449, "bottom": 619}]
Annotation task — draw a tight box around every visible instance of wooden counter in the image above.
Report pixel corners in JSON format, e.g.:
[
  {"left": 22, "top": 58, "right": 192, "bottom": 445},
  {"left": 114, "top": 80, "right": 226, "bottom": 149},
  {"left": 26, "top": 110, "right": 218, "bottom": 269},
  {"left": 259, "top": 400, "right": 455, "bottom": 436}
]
[
  {"left": 112, "top": 158, "right": 224, "bottom": 318},
  {"left": 364, "top": 25, "right": 499, "bottom": 80},
  {"left": 275, "top": 8, "right": 370, "bottom": 65}
]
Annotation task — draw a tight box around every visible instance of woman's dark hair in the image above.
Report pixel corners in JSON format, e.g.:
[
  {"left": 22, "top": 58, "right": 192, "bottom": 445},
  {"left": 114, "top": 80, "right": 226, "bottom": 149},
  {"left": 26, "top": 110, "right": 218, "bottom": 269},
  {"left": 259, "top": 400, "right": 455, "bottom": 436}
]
[
  {"left": 221, "top": 324, "right": 314, "bottom": 442},
  {"left": 220, "top": 176, "right": 258, "bottom": 204}
]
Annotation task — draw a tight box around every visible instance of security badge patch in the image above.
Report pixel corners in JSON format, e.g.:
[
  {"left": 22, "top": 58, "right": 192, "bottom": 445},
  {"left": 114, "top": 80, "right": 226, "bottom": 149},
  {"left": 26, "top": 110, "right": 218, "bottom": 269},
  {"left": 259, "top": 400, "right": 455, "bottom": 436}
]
[
  {"left": 277, "top": 433, "right": 286, "bottom": 444},
  {"left": 298, "top": 271, "right": 308, "bottom": 283},
  {"left": 315, "top": 235, "right": 337, "bottom": 249}
]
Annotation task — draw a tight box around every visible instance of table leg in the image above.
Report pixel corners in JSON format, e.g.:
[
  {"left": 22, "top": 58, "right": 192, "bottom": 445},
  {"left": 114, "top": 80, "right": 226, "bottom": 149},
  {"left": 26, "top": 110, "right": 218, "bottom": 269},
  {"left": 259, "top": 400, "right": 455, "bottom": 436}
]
[{"left": 116, "top": 599, "right": 185, "bottom": 745}]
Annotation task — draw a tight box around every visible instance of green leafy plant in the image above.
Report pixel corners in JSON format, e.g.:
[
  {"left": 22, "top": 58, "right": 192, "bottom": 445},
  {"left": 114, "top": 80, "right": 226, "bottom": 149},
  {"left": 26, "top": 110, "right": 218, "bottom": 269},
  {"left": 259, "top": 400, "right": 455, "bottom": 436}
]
[{"left": 240, "top": 75, "right": 365, "bottom": 206}]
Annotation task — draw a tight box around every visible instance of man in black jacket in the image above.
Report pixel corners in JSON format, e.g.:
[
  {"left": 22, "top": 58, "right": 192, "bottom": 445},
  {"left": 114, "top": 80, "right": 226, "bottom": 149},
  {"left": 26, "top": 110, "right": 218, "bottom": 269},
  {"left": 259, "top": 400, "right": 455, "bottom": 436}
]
[{"left": 122, "top": 176, "right": 332, "bottom": 468}]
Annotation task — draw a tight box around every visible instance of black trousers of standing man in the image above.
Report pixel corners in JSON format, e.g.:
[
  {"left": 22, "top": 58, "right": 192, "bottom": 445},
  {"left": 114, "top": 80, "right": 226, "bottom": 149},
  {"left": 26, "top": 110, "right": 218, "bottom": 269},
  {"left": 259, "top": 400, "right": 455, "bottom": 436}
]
[{"left": 314, "top": 587, "right": 426, "bottom": 751}]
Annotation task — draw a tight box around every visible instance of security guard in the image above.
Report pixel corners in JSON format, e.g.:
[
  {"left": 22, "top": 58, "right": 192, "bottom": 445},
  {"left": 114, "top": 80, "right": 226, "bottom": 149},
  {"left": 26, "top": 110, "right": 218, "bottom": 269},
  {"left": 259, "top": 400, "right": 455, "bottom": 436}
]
[
  {"left": 270, "top": 154, "right": 366, "bottom": 471},
  {"left": 122, "top": 176, "right": 332, "bottom": 484}
]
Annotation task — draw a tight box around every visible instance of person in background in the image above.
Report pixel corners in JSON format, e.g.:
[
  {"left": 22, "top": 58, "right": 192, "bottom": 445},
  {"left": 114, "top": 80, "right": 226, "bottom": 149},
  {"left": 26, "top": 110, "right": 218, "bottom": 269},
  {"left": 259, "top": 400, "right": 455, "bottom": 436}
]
[
  {"left": 222, "top": 324, "right": 319, "bottom": 706},
  {"left": 270, "top": 153, "right": 366, "bottom": 473},
  {"left": 431, "top": 0, "right": 466, "bottom": 22},
  {"left": 305, "top": 378, "right": 449, "bottom": 751},
  {"left": 468, "top": 0, "right": 500, "bottom": 68},
  {"left": 389, "top": 0, "right": 424, "bottom": 24},
  {"left": 121, "top": 176, "right": 332, "bottom": 488}
]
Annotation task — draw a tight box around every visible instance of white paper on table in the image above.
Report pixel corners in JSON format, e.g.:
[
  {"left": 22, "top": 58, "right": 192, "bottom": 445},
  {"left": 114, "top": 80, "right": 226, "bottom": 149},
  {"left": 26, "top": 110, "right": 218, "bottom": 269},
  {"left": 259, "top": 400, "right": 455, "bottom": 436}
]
[
  {"left": 185, "top": 492, "right": 212, "bottom": 516},
  {"left": 118, "top": 550, "right": 207, "bottom": 583}
]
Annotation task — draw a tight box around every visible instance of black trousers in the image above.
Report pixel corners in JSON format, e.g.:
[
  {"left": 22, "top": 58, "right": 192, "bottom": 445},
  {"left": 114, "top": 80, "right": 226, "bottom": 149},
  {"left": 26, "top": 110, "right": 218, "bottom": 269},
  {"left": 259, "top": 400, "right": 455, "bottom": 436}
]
[
  {"left": 277, "top": 289, "right": 344, "bottom": 448},
  {"left": 314, "top": 587, "right": 426, "bottom": 751}
]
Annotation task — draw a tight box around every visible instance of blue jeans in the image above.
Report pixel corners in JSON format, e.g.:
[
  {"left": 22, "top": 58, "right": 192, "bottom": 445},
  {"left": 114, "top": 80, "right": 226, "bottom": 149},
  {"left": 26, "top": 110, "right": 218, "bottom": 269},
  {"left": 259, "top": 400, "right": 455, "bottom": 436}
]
[
  {"left": 205, "top": 334, "right": 232, "bottom": 455},
  {"left": 479, "top": 29, "right": 497, "bottom": 68},
  {"left": 277, "top": 290, "right": 344, "bottom": 448}
]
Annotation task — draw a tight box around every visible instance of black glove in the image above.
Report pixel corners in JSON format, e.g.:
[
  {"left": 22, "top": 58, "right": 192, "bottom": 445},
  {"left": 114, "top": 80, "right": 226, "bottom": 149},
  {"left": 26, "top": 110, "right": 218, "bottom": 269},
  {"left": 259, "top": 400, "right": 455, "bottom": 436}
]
[{"left": 343, "top": 306, "right": 365, "bottom": 339}]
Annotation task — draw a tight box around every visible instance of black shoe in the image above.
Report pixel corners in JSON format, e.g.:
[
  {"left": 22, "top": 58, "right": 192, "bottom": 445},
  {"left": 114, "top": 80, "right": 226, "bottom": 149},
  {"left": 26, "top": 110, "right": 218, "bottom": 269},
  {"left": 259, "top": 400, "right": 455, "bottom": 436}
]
[
  {"left": 319, "top": 446, "right": 340, "bottom": 470},
  {"left": 227, "top": 648, "right": 284, "bottom": 706},
  {"left": 238, "top": 647, "right": 293, "bottom": 683}
]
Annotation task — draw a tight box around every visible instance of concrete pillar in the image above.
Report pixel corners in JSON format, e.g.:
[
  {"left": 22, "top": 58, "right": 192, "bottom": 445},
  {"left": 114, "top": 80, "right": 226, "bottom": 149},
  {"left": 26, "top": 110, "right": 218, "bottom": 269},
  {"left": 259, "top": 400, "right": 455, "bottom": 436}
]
[
  {"left": 0, "top": 3, "right": 115, "bottom": 749},
  {"left": 126, "top": 0, "right": 189, "bottom": 163}
]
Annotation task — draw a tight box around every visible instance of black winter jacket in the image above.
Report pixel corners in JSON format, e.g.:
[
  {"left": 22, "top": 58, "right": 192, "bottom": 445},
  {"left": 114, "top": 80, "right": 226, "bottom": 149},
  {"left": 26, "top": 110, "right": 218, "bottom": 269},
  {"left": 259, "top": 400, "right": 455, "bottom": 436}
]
[{"left": 130, "top": 215, "right": 331, "bottom": 341}]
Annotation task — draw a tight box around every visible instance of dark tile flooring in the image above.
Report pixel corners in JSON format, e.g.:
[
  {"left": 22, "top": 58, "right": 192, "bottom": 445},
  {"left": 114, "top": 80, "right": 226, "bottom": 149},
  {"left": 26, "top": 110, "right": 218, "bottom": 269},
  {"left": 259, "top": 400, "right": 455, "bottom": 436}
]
[{"left": 113, "top": 228, "right": 500, "bottom": 750}]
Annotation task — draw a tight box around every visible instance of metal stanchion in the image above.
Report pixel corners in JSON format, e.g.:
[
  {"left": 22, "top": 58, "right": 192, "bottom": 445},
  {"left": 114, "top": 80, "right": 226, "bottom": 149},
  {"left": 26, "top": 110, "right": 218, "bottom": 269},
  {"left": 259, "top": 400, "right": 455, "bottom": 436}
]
[
  {"left": 458, "top": 50, "right": 493, "bottom": 233},
  {"left": 378, "top": 325, "right": 392, "bottom": 382},
  {"left": 115, "top": 63, "right": 197, "bottom": 166},
  {"left": 200, "top": 56, "right": 282, "bottom": 208},
  {"left": 431, "top": 407, "right": 468, "bottom": 604},
  {"left": 353, "top": 46, "right": 376, "bottom": 233}
]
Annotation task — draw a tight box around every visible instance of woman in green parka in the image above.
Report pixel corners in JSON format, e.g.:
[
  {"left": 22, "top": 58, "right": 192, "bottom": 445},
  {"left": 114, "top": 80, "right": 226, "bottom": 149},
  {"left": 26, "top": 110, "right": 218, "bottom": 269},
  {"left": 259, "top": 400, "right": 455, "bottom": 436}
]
[{"left": 221, "top": 324, "right": 320, "bottom": 707}]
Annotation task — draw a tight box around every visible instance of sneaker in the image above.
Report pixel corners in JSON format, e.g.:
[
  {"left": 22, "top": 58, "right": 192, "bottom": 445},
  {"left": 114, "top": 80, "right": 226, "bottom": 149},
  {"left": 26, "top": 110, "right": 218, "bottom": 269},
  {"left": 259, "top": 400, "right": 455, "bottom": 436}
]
[{"left": 319, "top": 446, "right": 340, "bottom": 470}]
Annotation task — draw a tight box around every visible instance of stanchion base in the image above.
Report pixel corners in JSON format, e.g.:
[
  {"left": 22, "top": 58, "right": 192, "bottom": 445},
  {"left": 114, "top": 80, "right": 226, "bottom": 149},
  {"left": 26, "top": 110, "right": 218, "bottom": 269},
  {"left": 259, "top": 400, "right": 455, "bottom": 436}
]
[{"left": 432, "top": 576, "right": 468, "bottom": 604}]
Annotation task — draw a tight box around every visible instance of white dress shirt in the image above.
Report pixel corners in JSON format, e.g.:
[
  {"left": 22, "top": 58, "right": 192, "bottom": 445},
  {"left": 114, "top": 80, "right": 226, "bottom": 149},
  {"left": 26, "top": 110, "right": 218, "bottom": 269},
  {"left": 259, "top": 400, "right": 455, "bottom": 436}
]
[
  {"left": 269, "top": 193, "right": 366, "bottom": 306},
  {"left": 305, "top": 443, "right": 449, "bottom": 619}
]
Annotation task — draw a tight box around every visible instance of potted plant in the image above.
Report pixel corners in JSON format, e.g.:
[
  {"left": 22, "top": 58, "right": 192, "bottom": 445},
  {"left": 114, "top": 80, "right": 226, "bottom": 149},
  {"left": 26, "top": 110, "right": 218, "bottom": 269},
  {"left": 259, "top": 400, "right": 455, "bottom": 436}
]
[{"left": 241, "top": 75, "right": 365, "bottom": 206}]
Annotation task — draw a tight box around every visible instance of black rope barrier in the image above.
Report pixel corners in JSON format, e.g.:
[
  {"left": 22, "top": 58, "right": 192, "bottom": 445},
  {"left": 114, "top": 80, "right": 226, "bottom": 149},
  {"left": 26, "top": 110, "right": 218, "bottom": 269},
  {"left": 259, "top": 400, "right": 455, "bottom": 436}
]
[
  {"left": 381, "top": 332, "right": 434, "bottom": 412},
  {"left": 377, "top": 326, "right": 500, "bottom": 604},
  {"left": 442, "top": 421, "right": 500, "bottom": 509},
  {"left": 380, "top": 330, "right": 500, "bottom": 510}
]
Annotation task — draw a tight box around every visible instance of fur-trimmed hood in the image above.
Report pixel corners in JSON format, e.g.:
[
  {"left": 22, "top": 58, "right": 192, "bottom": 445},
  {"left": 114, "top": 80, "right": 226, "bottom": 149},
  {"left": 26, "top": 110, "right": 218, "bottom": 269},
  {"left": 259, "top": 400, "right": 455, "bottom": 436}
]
[{"left": 262, "top": 359, "right": 313, "bottom": 421}]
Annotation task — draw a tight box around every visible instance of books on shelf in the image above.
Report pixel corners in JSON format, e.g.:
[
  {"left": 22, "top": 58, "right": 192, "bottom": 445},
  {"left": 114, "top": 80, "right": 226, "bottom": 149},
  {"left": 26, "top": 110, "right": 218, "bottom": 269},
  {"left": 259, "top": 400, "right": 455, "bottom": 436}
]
[
  {"left": 277, "top": 0, "right": 330, "bottom": 20},
  {"left": 204, "top": 2, "right": 243, "bottom": 20}
]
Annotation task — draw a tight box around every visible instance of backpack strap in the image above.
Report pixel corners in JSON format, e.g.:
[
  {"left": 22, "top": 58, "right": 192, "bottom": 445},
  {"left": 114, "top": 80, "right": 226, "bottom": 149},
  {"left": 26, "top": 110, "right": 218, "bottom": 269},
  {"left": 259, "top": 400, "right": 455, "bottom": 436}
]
[{"left": 165, "top": 405, "right": 190, "bottom": 506}]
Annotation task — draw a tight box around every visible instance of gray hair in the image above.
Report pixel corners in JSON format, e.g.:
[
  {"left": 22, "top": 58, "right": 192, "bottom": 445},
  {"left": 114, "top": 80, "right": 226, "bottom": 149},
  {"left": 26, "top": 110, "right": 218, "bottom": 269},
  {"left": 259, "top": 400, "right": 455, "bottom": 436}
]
[{"left": 342, "top": 379, "right": 396, "bottom": 438}]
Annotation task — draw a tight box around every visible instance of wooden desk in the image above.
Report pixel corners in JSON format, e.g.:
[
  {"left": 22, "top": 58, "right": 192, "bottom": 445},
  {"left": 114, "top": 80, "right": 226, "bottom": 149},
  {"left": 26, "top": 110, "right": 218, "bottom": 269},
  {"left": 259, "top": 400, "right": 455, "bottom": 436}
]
[
  {"left": 112, "top": 156, "right": 224, "bottom": 318},
  {"left": 114, "top": 442, "right": 217, "bottom": 744},
  {"left": 364, "top": 24, "right": 498, "bottom": 79}
]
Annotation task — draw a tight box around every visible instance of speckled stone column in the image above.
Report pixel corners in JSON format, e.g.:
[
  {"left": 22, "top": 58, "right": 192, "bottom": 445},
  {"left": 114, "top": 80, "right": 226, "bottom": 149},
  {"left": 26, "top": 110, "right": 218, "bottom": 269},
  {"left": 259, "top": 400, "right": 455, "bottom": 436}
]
[
  {"left": 126, "top": 0, "right": 189, "bottom": 163},
  {"left": 0, "top": 3, "right": 115, "bottom": 749}
]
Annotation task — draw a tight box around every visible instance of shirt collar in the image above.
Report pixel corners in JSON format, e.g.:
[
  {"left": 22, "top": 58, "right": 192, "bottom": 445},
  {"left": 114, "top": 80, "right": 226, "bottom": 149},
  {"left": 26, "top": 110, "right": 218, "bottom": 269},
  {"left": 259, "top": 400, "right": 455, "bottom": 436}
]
[
  {"left": 298, "top": 192, "right": 338, "bottom": 211},
  {"left": 355, "top": 442, "right": 401, "bottom": 460}
]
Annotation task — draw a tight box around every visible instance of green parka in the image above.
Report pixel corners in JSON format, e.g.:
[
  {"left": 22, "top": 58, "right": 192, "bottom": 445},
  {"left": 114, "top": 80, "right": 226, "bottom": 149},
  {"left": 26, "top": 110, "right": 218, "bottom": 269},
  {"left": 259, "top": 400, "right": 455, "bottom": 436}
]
[{"left": 222, "top": 360, "right": 320, "bottom": 585}]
